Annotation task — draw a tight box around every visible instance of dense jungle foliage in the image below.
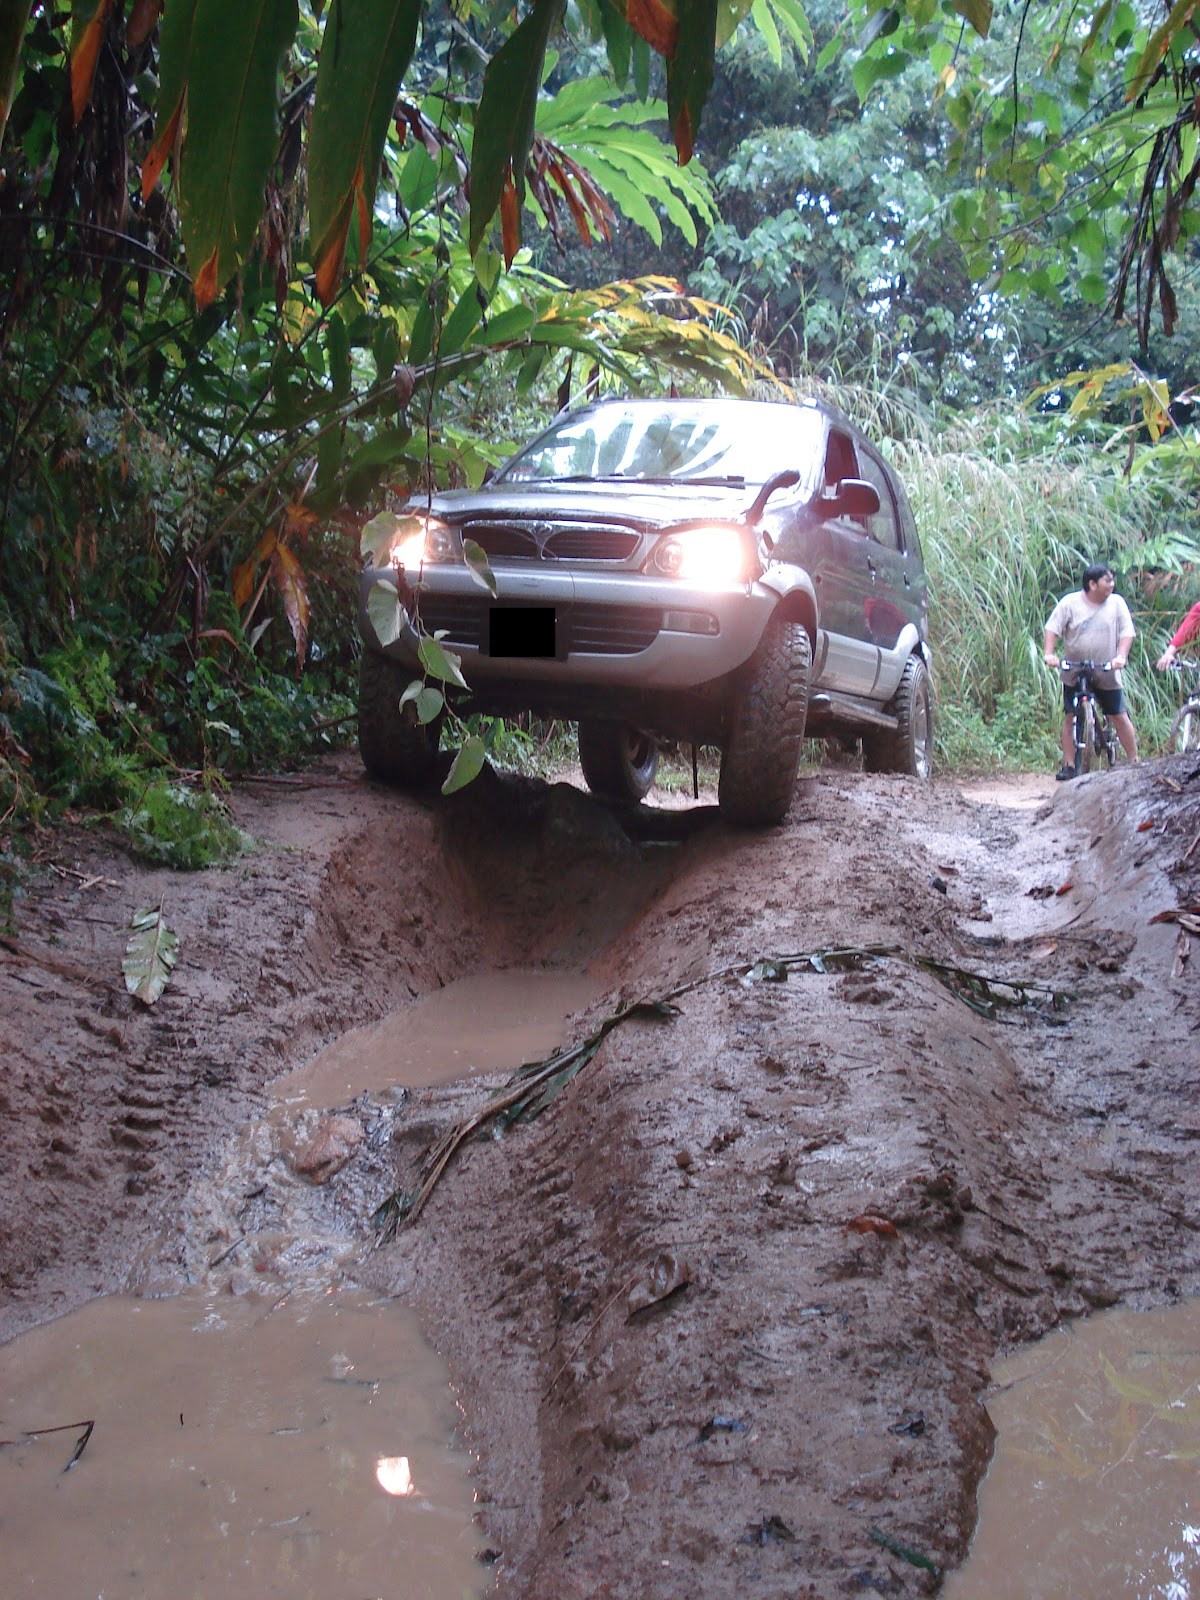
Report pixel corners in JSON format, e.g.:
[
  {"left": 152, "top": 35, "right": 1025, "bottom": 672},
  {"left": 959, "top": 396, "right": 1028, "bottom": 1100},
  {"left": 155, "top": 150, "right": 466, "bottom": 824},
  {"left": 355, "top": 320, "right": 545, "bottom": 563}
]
[{"left": 2, "top": 0, "right": 1199, "bottom": 871}]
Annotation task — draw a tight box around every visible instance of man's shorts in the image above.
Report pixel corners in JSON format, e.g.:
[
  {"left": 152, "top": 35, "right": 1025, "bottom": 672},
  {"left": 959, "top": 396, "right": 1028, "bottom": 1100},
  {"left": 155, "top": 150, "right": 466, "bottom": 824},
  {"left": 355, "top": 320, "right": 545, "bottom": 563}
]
[{"left": 1062, "top": 682, "right": 1125, "bottom": 716}]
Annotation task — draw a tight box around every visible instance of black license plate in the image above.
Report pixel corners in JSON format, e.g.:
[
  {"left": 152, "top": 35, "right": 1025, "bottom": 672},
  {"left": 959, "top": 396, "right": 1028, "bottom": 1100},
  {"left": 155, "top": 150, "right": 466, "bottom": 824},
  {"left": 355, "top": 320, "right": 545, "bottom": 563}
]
[{"left": 488, "top": 606, "right": 558, "bottom": 659}]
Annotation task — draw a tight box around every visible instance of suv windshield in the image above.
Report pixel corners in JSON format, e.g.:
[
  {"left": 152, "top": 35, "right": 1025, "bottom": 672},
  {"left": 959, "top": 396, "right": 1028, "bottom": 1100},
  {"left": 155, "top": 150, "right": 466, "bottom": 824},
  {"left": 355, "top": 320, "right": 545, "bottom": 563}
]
[{"left": 500, "top": 402, "right": 824, "bottom": 488}]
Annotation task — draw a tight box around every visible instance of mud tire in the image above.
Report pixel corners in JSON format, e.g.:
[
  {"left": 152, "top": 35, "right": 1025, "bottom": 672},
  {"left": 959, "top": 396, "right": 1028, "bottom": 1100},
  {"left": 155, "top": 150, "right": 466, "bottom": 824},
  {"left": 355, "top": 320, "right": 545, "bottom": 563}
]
[
  {"left": 718, "top": 618, "right": 811, "bottom": 827},
  {"left": 357, "top": 650, "right": 443, "bottom": 788},
  {"left": 1073, "top": 696, "right": 1095, "bottom": 778},
  {"left": 862, "top": 655, "right": 933, "bottom": 778},
  {"left": 577, "top": 722, "right": 660, "bottom": 804}
]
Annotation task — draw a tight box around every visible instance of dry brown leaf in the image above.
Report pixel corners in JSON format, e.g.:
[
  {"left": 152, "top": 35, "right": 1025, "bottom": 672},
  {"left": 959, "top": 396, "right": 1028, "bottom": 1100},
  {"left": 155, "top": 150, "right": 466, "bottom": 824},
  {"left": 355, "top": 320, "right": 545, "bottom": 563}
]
[
  {"left": 1055, "top": 882, "right": 1074, "bottom": 897},
  {"left": 1173, "top": 928, "right": 1191, "bottom": 981},
  {"left": 847, "top": 1214, "right": 899, "bottom": 1239},
  {"left": 1137, "top": 818, "right": 1156, "bottom": 832}
]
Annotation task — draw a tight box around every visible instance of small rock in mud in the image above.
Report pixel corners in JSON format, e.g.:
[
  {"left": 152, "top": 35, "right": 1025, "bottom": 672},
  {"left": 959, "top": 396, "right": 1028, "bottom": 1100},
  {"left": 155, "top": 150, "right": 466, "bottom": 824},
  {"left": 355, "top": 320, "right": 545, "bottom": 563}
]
[{"left": 286, "top": 1114, "right": 364, "bottom": 1184}]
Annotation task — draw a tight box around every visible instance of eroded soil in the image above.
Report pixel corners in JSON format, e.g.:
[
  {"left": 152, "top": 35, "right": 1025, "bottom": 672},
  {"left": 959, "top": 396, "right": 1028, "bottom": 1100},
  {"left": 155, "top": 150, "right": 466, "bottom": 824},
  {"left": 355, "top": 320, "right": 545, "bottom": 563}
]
[{"left": 2, "top": 751, "right": 1199, "bottom": 1596}]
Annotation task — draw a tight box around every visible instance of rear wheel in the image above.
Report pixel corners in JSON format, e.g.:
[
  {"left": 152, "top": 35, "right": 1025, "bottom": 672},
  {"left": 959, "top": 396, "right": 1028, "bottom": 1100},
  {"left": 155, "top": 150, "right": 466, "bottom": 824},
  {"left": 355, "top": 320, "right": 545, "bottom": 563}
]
[
  {"left": 862, "top": 655, "right": 934, "bottom": 778},
  {"left": 577, "top": 722, "right": 660, "bottom": 804},
  {"left": 718, "top": 617, "right": 811, "bottom": 827},
  {"left": 357, "top": 650, "right": 443, "bottom": 788},
  {"left": 1170, "top": 701, "right": 1200, "bottom": 754}
]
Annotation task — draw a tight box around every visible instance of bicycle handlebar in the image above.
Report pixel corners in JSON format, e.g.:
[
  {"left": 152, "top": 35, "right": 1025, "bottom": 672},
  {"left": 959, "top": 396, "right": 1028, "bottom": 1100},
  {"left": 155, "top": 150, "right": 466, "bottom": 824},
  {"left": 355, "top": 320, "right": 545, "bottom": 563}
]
[{"left": 1060, "top": 659, "right": 1115, "bottom": 673}]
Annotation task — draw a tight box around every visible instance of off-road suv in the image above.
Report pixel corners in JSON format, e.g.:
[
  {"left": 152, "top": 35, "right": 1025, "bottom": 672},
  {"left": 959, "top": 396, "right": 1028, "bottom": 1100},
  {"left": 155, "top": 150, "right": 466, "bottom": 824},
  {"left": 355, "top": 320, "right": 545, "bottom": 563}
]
[{"left": 357, "top": 396, "right": 932, "bottom": 825}]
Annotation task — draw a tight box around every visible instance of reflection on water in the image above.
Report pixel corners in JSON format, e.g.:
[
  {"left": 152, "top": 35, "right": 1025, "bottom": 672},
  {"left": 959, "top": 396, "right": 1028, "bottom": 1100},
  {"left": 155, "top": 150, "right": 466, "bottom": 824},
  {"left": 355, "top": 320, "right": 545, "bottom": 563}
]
[
  {"left": 0, "top": 1288, "right": 489, "bottom": 1599},
  {"left": 271, "top": 970, "right": 597, "bottom": 1107},
  {"left": 946, "top": 1301, "right": 1200, "bottom": 1600}
]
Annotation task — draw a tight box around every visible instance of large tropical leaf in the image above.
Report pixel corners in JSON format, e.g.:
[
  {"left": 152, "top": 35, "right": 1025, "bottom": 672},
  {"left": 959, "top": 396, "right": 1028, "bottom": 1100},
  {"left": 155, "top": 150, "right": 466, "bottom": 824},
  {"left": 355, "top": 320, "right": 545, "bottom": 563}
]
[
  {"left": 468, "top": 0, "right": 562, "bottom": 261},
  {"left": 177, "top": 0, "right": 298, "bottom": 308},
  {"left": 142, "top": 0, "right": 201, "bottom": 198},
  {"left": 665, "top": 0, "right": 720, "bottom": 163},
  {"left": 308, "top": 0, "right": 422, "bottom": 305},
  {"left": 0, "top": 0, "right": 32, "bottom": 146}
]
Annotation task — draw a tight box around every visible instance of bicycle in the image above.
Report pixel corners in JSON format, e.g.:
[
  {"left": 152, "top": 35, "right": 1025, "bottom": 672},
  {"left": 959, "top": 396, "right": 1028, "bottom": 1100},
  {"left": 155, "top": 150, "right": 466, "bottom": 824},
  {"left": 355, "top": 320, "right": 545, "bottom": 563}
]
[
  {"left": 1166, "top": 660, "right": 1200, "bottom": 754},
  {"left": 1060, "top": 659, "right": 1121, "bottom": 775}
]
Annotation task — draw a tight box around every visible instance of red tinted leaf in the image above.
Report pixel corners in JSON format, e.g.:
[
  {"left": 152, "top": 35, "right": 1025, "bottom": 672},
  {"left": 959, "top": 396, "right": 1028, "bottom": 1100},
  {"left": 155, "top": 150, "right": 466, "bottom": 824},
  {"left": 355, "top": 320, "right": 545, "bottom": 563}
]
[
  {"left": 232, "top": 528, "right": 277, "bottom": 610},
  {"left": 1136, "top": 818, "right": 1156, "bottom": 832},
  {"left": 1055, "top": 881, "right": 1074, "bottom": 897},
  {"left": 127, "top": 0, "right": 162, "bottom": 47},
  {"left": 673, "top": 100, "right": 694, "bottom": 165},
  {"left": 141, "top": 99, "right": 183, "bottom": 200},
  {"left": 194, "top": 249, "right": 220, "bottom": 311},
  {"left": 500, "top": 169, "right": 520, "bottom": 268},
  {"left": 270, "top": 541, "right": 310, "bottom": 670},
  {"left": 628, "top": 0, "right": 678, "bottom": 57},
  {"left": 847, "top": 1214, "right": 899, "bottom": 1239},
  {"left": 70, "top": 0, "right": 115, "bottom": 124}
]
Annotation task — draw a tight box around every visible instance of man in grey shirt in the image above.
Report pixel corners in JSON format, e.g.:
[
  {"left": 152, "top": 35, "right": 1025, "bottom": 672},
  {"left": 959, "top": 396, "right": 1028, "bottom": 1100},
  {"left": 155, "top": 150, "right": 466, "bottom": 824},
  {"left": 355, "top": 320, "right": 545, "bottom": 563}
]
[{"left": 1043, "top": 562, "right": 1138, "bottom": 779}]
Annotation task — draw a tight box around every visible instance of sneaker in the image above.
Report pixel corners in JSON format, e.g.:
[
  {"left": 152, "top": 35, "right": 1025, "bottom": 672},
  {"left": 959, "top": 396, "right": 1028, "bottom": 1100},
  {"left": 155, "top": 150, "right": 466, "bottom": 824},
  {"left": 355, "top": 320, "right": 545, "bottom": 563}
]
[{"left": 1055, "top": 765, "right": 1076, "bottom": 782}]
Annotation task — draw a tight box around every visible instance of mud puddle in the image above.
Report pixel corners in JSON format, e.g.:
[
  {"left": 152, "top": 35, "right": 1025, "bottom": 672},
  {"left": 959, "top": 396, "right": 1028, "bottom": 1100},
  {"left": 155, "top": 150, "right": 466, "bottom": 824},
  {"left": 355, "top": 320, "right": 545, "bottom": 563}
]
[
  {"left": 946, "top": 1300, "right": 1200, "bottom": 1599},
  {"left": 0, "top": 1286, "right": 488, "bottom": 1599},
  {"left": 271, "top": 971, "right": 597, "bottom": 1108}
]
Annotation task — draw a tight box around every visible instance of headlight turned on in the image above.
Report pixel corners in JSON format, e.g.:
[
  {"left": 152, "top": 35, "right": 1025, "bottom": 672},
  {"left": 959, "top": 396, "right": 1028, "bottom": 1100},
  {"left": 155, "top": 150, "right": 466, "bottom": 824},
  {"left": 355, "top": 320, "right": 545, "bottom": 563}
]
[
  {"left": 645, "top": 525, "right": 759, "bottom": 587},
  {"left": 388, "top": 517, "right": 456, "bottom": 570}
]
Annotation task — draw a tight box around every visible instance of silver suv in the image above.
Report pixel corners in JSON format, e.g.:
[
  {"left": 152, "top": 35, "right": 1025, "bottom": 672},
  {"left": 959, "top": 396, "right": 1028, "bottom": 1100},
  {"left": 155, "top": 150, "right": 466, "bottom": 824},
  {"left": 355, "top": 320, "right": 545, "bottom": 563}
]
[{"left": 357, "top": 396, "right": 932, "bottom": 825}]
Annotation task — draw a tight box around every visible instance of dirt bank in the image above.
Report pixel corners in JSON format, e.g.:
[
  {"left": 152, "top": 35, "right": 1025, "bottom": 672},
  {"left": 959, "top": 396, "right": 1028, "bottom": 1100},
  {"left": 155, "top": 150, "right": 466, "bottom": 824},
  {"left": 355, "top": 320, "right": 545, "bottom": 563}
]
[{"left": 2, "top": 751, "right": 1198, "bottom": 1595}]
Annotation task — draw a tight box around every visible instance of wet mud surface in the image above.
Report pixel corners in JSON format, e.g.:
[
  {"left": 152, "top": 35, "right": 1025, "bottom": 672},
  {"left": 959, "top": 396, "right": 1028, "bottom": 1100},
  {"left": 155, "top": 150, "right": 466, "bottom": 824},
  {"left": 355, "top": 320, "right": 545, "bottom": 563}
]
[{"left": 2, "top": 750, "right": 1199, "bottom": 1595}]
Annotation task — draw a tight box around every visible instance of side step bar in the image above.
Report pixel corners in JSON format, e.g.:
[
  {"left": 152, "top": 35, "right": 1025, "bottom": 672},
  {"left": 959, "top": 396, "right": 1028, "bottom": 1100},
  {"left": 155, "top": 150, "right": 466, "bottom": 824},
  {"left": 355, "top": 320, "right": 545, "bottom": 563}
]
[{"left": 807, "top": 690, "right": 898, "bottom": 732}]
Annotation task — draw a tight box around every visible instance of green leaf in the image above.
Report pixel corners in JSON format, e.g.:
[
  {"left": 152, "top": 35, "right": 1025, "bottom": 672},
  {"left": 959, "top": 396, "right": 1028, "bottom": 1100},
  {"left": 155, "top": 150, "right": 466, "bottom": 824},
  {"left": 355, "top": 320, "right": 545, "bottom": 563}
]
[
  {"left": 667, "top": 0, "right": 720, "bottom": 163},
  {"left": 178, "top": 0, "right": 299, "bottom": 306},
  {"left": 414, "top": 685, "right": 445, "bottom": 724},
  {"left": 952, "top": 0, "right": 991, "bottom": 34},
  {"left": 469, "top": 0, "right": 562, "bottom": 258},
  {"left": 308, "top": 0, "right": 421, "bottom": 303},
  {"left": 439, "top": 285, "right": 486, "bottom": 358},
  {"left": 326, "top": 314, "right": 351, "bottom": 400},
  {"left": 366, "top": 574, "right": 406, "bottom": 646},
  {"left": 462, "top": 537, "right": 498, "bottom": 596},
  {"left": 472, "top": 303, "right": 540, "bottom": 347},
  {"left": 0, "top": 1, "right": 32, "bottom": 147},
  {"left": 361, "top": 510, "right": 409, "bottom": 564},
  {"left": 751, "top": 0, "right": 782, "bottom": 66},
  {"left": 442, "top": 734, "right": 487, "bottom": 794},
  {"left": 418, "top": 633, "right": 469, "bottom": 689},
  {"left": 346, "top": 425, "right": 414, "bottom": 475},
  {"left": 123, "top": 904, "right": 180, "bottom": 1007},
  {"left": 142, "top": 0, "right": 200, "bottom": 195}
]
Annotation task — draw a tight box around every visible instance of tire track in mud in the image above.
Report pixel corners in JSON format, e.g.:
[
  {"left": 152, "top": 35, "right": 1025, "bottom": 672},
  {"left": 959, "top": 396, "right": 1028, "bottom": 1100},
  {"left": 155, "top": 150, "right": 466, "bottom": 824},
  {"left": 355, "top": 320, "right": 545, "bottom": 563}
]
[{"left": 2, "top": 755, "right": 1198, "bottom": 1600}]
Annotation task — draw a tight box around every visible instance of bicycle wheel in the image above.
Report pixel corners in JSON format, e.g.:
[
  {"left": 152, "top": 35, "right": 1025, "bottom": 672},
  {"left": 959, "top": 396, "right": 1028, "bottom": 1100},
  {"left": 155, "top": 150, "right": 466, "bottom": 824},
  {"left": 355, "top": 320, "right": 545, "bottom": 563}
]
[
  {"left": 1170, "top": 700, "right": 1200, "bottom": 754},
  {"left": 1073, "top": 696, "right": 1094, "bottom": 776}
]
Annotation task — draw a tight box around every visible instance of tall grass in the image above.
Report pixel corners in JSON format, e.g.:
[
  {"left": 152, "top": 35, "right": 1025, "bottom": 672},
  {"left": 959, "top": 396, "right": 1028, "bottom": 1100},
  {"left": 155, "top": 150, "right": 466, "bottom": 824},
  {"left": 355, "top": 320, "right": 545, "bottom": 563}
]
[{"left": 791, "top": 373, "right": 1200, "bottom": 769}]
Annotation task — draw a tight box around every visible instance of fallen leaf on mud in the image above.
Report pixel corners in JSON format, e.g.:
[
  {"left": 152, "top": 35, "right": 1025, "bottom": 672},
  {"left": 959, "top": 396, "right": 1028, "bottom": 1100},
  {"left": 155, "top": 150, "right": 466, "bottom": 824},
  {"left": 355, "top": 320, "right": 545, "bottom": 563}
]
[
  {"left": 288, "top": 1115, "right": 363, "bottom": 1183},
  {"left": 1055, "top": 881, "right": 1074, "bottom": 897},
  {"left": 1137, "top": 818, "right": 1156, "bottom": 832},
  {"left": 1174, "top": 928, "right": 1191, "bottom": 980},
  {"left": 1031, "top": 940, "right": 1058, "bottom": 959},
  {"left": 1027, "top": 884, "right": 1055, "bottom": 900},
  {"left": 847, "top": 1213, "right": 900, "bottom": 1239},
  {"left": 741, "top": 958, "right": 788, "bottom": 984},
  {"left": 869, "top": 1526, "right": 940, "bottom": 1575},
  {"left": 935, "top": 862, "right": 960, "bottom": 876},
  {"left": 122, "top": 903, "right": 178, "bottom": 1006},
  {"left": 626, "top": 1250, "right": 694, "bottom": 1317}
]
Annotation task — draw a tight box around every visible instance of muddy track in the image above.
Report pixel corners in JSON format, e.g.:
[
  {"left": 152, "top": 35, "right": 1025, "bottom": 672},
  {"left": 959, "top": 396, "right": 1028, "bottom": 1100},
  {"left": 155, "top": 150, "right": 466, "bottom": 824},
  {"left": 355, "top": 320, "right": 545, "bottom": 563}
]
[{"left": 2, "top": 752, "right": 1198, "bottom": 1596}]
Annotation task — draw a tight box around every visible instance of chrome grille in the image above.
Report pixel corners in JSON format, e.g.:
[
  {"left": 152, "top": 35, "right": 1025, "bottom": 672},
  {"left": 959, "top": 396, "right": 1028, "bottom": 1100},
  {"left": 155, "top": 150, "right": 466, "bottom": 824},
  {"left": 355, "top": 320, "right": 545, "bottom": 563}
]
[
  {"left": 545, "top": 528, "right": 640, "bottom": 561},
  {"left": 461, "top": 521, "right": 641, "bottom": 562}
]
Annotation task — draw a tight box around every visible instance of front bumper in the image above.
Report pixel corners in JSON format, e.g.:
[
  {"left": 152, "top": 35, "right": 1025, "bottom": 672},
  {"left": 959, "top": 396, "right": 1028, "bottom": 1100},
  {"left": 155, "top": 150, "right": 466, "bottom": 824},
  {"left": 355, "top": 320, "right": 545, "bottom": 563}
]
[{"left": 358, "top": 562, "right": 778, "bottom": 691}]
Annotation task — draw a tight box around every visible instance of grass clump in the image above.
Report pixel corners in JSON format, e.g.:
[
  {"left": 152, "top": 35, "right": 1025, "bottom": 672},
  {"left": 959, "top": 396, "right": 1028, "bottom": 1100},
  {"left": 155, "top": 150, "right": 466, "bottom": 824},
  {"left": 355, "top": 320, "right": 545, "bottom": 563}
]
[{"left": 118, "top": 780, "right": 249, "bottom": 871}]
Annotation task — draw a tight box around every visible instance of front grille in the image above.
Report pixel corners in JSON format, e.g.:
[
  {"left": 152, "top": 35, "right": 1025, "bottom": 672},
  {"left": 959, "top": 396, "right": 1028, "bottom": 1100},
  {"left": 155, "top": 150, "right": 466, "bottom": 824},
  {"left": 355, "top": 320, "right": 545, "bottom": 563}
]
[
  {"left": 545, "top": 528, "right": 640, "bottom": 561},
  {"left": 461, "top": 521, "right": 641, "bottom": 563},
  {"left": 410, "top": 597, "right": 661, "bottom": 657},
  {"left": 461, "top": 523, "right": 539, "bottom": 560},
  {"left": 412, "top": 595, "right": 484, "bottom": 648},
  {"left": 567, "top": 603, "right": 660, "bottom": 654}
]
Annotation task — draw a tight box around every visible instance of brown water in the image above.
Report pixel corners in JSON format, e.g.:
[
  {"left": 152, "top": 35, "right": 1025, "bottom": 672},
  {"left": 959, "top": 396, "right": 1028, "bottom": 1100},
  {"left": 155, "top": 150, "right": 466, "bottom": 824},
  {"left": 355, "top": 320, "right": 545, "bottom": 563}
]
[
  {"left": 946, "top": 1301, "right": 1200, "bottom": 1599},
  {"left": 1, "top": 1287, "right": 489, "bottom": 1599},
  {"left": 271, "top": 970, "right": 597, "bottom": 1108}
]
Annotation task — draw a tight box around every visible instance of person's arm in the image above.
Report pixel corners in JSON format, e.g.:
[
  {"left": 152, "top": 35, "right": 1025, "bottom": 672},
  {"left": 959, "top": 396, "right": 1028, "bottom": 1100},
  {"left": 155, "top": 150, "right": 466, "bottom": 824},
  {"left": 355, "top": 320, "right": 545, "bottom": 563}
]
[
  {"left": 1113, "top": 633, "right": 1134, "bottom": 670},
  {"left": 1158, "top": 601, "right": 1200, "bottom": 668},
  {"left": 1043, "top": 627, "right": 1061, "bottom": 669}
]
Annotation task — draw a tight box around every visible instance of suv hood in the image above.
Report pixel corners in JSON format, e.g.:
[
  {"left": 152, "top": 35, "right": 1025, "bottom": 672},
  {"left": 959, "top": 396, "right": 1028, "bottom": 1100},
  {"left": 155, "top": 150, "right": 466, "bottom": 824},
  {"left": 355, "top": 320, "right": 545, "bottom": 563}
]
[{"left": 413, "top": 479, "right": 782, "bottom": 531}]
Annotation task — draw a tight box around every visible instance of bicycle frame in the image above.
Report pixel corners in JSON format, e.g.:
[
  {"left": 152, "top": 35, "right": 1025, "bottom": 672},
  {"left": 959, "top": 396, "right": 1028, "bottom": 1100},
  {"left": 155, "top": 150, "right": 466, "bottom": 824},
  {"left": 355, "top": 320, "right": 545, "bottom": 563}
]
[
  {"left": 1061, "top": 660, "right": 1119, "bottom": 775},
  {"left": 1167, "top": 661, "right": 1200, "bottom": 754}
]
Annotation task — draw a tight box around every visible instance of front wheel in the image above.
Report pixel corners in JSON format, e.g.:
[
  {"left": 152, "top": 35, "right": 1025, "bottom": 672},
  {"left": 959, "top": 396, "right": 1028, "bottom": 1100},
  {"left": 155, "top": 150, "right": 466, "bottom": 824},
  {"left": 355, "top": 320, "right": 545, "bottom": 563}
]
[
  {"left": 357, "top": 650, "right": 444, "bottom": 788},
  {"left": 718, "top": 617, "right": 812, "bottom": 827},
  {"left": 577, "top": 722, "right": 660, "bottom": 804},
  {"left": 1170, "top": 700, "right": 1200, "bottom": 754},
  {"left": 1073, "top": 696, "right": 1095, "bottom": 777}
]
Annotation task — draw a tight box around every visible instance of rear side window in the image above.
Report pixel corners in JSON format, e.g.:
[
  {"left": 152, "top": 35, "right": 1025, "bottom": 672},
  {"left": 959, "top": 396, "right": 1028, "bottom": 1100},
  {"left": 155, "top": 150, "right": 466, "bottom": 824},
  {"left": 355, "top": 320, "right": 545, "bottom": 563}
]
[{"left": 858, "top": 452, "right": 901, "bottom": 551}]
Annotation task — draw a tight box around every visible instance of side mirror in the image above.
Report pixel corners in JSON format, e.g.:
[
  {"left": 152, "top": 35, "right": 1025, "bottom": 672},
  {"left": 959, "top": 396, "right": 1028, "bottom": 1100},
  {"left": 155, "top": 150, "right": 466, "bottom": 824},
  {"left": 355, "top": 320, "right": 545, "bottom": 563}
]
[{"left": 821, "top": 478, "right": 880, "bottom": 520}]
